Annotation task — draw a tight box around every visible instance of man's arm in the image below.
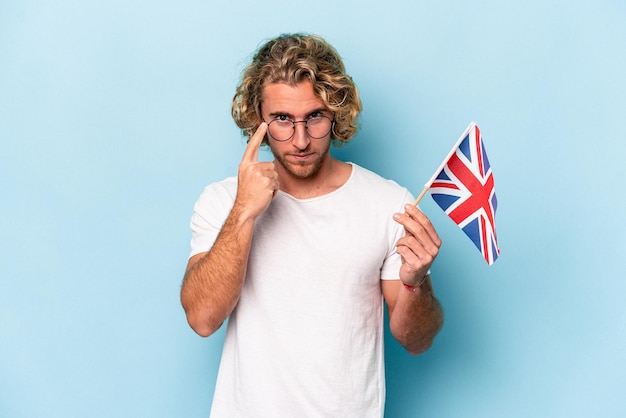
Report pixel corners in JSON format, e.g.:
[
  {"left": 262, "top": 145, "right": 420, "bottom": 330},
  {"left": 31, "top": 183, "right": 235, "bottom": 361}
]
[
  {"left": 181, "top": 206, "right": 256, "bottom": 337},
  {"left": 382, "top": 204, "right": 444, "bottom": 355},
  {"left": 382, "top": 276, "right": 443, "bottom": 355},
  {"left": 180, "top": 123, "right": 277, "bottom": 337}
]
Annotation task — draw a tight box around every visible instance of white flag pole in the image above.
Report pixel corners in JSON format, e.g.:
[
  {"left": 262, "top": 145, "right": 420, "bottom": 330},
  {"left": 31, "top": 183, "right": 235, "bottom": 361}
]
[{"left": 412, "top": 121, "right": 477, "bottom": 207}]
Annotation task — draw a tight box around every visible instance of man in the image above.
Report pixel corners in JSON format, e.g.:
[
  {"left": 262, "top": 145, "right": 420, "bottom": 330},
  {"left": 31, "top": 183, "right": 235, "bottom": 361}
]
[{"left": 181, "top": 33, "right": 443, "bottom": 417}]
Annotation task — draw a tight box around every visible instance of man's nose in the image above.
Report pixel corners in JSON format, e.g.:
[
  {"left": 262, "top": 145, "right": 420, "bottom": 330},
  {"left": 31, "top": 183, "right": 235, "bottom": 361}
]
[{"left": 291, "top": 121, "right": 310, "bottom": 150}]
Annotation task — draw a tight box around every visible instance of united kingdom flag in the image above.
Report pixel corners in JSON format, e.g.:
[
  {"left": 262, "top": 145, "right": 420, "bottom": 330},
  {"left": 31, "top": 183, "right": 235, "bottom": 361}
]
[{"left": 428, "top": 122, "right": 500, "bottom": 265}]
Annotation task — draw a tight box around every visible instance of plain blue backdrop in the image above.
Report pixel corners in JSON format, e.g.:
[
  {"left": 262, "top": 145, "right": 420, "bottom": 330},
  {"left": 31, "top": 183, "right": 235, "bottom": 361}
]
[{"left": 2, "top": 0, "right": 625, "bottom": 417}]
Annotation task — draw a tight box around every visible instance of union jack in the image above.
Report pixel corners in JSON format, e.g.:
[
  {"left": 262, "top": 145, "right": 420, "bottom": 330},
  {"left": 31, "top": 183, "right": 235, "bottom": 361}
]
[{"left": 428, "top": 122, "right": 500, "bottom": 265}]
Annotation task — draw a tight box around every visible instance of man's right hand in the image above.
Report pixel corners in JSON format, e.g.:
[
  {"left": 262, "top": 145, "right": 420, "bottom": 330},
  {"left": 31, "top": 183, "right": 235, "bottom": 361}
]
[{"left": 235, "top": 122, "right": 279, "bottom": 221}]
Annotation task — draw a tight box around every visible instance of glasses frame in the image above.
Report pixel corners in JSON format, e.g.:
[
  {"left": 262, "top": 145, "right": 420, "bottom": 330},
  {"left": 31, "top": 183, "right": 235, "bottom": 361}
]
[{"left": 263, "top": 114, "right": 335, "bottom": 142}]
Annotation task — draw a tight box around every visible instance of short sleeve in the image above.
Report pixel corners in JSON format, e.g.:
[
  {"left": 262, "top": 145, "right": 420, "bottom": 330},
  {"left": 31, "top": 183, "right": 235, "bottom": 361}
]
[
  {"left": 380, "top": 189, "right": 415, "bottom": 280},
  {"left": 189, "top": 177, "right": 237, "bottom": 258}
]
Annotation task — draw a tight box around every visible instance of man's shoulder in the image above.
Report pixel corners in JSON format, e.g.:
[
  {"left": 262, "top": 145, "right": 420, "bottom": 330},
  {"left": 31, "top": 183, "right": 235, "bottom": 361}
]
[
  {"left": 345, "top": 163, "right": 414, "bottom": 209},
  {"left": 350, "top": 163, "right": 407, "bottom": 193},
  {"left": 203, "top": 175, "right": 238, "bottom": 191},
  {"left": 200, "top": 175, "right": 237, "bottom": 193},
  {"left": 195, "top": 176, "right": 238, "bottom": 208}
]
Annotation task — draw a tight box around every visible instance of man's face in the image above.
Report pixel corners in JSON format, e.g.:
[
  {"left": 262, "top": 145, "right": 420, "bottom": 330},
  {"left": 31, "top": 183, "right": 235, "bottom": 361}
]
[{"left": 261, "top": 80, "right": 332, "bottom": 180}]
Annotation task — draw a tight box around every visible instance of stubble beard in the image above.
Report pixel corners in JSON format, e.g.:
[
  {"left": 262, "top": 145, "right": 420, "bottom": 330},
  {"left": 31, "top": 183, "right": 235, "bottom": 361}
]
[{"left": 270, "top": 140, "right": 331, "bottom": 180}]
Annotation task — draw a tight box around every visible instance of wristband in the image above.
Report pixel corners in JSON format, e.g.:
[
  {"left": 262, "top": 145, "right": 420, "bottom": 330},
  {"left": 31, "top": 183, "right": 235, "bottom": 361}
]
[
  {"left": 402, "top": 275, "right": 427, "bottom": 292},
  {"left": 403, "top": 283, "right": 417, "bottom": 292}
]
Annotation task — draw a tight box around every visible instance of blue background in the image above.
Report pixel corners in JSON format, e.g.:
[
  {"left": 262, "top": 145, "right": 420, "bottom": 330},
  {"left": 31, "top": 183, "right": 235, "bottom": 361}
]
[{"left": 2, "top": 1, "right": 625, "bottom": 417}]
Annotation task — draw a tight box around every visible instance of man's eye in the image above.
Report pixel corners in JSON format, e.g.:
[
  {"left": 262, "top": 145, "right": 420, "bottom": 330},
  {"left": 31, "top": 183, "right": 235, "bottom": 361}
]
[
  {"left": 276, "top": 115, "right": 290, "bottom": 121},
  {"left": 308, "top": 112, "right": 323, "bottom": 120}
]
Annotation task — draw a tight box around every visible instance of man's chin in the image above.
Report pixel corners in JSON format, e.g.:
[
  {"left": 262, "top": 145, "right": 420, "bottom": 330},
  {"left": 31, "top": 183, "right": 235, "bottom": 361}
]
[{"left": 284, "top": 161, "right": 321, "bottom": 179}]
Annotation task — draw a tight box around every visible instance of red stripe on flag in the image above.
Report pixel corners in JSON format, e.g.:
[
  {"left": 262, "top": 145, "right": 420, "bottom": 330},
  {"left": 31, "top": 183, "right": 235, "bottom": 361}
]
[
  {"left": 475, "top": 125, "right": 484, "bottom": 177},
  {"left": 446, "top": 152, "right": 495, "bottom": 229},
  {"left": 480, "top": 215, "right": 489, "bottom": 264},
  {"left": 430, "top": 181, "right": 460, "bottom": 190}
]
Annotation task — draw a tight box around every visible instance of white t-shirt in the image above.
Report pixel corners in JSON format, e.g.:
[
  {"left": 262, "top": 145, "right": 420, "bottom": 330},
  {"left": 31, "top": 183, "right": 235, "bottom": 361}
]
[{"left": 189, "top": 163, "right": 414, "bottom": 418}]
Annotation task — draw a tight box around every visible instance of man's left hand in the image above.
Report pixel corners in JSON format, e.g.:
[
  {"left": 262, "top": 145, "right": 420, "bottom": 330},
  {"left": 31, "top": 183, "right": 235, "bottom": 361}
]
[{"left": 392, "top": 204, "right": 442, "bottom": 286}]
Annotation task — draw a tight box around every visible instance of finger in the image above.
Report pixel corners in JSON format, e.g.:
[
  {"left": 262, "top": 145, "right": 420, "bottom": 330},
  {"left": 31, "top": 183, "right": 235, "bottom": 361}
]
[
  {"left": 396, "top": 244, "right": 431, "bottom": 267},
  {"left": 401, "top": 204, "right": 442, "bottom": 247},
  {"left": 393, "top": 214, "right": 441, "bottom": 255},
  {"left": 397, "top": 234, "right": 438, "bottom": 259},
  {"left": 396, "top": 244, "right": 433, "bottom": 279},
  {"left": 241, "top": 122, "right": 268, "bottom": 164}
]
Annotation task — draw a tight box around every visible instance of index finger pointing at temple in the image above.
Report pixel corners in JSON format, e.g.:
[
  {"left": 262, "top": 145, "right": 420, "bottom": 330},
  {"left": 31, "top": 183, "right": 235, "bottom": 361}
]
[{"left": 242, "top": 122, "right": 268, "bottom": 164}]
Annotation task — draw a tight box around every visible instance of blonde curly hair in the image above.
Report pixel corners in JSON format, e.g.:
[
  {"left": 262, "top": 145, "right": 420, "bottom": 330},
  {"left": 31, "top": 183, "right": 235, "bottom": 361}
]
[{"left": 231, "top": 33, "right": 362, "bottom": 146}]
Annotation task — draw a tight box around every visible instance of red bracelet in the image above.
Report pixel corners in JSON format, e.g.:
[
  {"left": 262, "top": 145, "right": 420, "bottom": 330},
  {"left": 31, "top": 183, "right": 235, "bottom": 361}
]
[
  {"left": 403, "top": 283, "right": 417, "bottom": 292},
  {"left": 402, "top": 275, "right": 428, "bottom": 292}
]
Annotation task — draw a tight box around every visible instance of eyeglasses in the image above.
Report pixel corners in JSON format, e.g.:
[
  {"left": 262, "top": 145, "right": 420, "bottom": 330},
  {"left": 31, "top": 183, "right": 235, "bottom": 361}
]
[{"left": 264, "top": 114, "right": 334, "bottom": 142}]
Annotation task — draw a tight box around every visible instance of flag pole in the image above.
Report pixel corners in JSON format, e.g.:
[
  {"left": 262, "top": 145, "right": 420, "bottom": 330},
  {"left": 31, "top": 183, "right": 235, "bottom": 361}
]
[{"left": 413, "top": 186, "right": 430, "bottom": 206}]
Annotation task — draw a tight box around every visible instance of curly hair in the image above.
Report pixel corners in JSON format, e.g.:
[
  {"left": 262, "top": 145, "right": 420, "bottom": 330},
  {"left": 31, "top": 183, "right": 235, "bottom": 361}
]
[{"left": 231, "top": 33, "right": 362, "bottom": 146}]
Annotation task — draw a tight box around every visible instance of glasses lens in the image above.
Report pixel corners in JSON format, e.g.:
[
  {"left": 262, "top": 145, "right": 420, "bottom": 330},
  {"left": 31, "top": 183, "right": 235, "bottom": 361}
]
[
  {"left": 267, "top": 115, "right": 333, "bottom": 142},
  {"left": 268, "top": 119, "right": 294, "bottom": 142},
  {"left": 307, "top": 115, "right": 332, "bottom": 139}
]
